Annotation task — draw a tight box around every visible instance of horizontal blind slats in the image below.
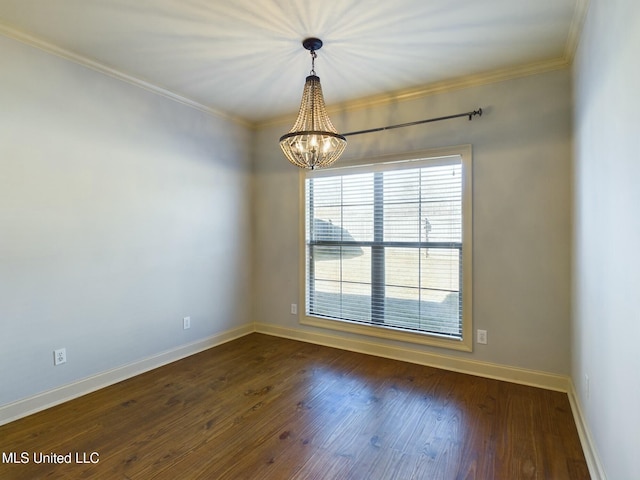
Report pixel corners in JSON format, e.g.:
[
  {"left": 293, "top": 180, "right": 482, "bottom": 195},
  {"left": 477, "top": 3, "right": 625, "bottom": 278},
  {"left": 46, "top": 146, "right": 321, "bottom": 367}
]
[{"left": 306, "top": 158, "right": 463, "bottom": 339}]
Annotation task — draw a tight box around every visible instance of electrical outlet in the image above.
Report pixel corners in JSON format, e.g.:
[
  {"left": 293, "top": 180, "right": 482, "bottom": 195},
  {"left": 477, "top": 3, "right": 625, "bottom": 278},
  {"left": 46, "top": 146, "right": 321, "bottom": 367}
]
[
  {"left": 291, "top": 303, "right": 298, "bottom": 315},
  {"left": 477, "top": 329, "right": 488, "bottom": 345},
  {"left": 183, "top": 316, "right": 191, "bottom": 330},
  {"left": 54, "top": 348, "right": 67, "bottom": 366}
]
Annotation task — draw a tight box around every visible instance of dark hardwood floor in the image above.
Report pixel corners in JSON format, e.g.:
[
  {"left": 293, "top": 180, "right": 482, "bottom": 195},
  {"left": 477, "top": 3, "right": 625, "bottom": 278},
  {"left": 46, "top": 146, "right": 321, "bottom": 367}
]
[{"left": 0, "top": 333, "right": 589, "bottom": 479}]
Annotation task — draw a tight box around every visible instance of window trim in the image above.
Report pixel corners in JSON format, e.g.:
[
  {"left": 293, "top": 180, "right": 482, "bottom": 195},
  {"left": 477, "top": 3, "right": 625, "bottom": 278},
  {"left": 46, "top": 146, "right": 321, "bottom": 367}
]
[{"left": 298, "top": 145, "right": 473, "bottom": 352}]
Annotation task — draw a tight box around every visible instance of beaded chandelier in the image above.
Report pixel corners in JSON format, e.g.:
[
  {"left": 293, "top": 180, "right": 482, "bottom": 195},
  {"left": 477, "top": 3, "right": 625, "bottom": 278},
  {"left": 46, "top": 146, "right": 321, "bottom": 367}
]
[{"left": 279, "top": 38, "right": 347, "bottom": 169}]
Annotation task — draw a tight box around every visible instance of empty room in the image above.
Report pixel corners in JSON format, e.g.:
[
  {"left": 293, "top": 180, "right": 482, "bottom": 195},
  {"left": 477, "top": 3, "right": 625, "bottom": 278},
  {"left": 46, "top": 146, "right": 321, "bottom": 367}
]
[{"left": 0, "top": 0, "right": 638, "bottom": 478}]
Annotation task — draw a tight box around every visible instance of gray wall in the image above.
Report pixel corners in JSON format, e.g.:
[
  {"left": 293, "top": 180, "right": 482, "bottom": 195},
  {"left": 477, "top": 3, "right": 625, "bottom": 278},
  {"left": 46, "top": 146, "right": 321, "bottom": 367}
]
[
  {"left": 253, "top": 68, "right": 573, "bottom": 375},
  {"left": 573, "top": 0, "right": 640, "bottom": 478},
  {"left": 0, "top": 27, "right": 576, "bottom": 417},
  {"left": 0, "top": 36, "right": 252, "bottom": 406}
]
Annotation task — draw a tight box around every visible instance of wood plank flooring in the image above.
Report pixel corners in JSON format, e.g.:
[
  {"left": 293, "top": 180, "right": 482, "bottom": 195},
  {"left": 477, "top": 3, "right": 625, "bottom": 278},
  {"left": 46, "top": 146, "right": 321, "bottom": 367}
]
[{"left": 0, "top": 333, "right": 589, "bottom": 479}]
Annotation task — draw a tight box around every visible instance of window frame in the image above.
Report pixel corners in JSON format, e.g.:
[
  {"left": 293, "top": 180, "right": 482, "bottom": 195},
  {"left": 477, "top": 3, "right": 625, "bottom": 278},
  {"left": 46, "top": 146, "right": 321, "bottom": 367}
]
[{"left": 298, "top": 145, "right": 473, "bottom": 352}]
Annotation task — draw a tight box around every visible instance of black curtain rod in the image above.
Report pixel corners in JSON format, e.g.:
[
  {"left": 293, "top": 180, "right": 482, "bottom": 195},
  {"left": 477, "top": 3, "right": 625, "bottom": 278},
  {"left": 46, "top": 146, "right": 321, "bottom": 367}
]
[{"left": 342, "top": 108, "right": 483, "bottom": 137}]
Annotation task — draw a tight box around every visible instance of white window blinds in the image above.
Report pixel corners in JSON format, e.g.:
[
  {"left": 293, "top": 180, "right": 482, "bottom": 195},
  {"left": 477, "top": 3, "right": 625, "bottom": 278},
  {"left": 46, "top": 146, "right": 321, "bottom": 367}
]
[{"left": 305, "top": 156, "right": 464, "bottom": 339}]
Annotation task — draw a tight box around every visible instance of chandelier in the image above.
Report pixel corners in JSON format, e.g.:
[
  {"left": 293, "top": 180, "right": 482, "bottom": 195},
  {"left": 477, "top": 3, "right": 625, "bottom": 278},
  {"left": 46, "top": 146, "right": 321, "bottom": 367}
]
[{"left": 279, "top": 38, "right": 347, "bottom": 169}]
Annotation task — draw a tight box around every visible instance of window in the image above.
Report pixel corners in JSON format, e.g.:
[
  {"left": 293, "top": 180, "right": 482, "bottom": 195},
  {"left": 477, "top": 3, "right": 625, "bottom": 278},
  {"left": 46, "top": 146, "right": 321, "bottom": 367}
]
[{"left": 300, "top": 147, "right": 472, "bottom": 351}]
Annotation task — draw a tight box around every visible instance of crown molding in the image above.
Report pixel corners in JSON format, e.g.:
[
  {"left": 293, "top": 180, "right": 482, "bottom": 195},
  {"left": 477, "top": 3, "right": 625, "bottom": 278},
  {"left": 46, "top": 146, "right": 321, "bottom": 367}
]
[
  {"left": 335, "top": 57, "right": 570, "bottom": 113},
  {"left": 2, "top": 2, "right": 586, "bottom": 131},
  {"left": 259, "top": 56, "right": 570, "bottom": 129},
  {"left": 564, "top": 0, "right": 591, "bottom": 62},
  {"left": 0, "top": 22, "right": 252, "bottom": 128}
]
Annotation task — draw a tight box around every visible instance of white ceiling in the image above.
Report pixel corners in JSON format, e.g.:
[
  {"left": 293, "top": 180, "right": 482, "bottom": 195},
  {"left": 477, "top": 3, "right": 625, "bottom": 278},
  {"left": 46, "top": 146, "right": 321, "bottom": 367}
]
[{"left": 0, "top": 0, "right": 583, "bottom": 124}]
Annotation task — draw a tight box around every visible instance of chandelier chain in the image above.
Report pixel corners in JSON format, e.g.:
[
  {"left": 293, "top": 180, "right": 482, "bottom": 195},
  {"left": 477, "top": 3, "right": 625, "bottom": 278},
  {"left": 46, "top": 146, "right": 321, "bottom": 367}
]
[{"left": 310, "top": 49, "right": 317, "bottom": 75}]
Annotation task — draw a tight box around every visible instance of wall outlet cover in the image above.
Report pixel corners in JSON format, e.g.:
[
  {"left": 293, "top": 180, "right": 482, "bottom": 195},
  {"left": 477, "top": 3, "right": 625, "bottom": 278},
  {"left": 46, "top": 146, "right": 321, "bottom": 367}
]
[{"left": 54, "top": 348, "right": 67, "bottom": 366}]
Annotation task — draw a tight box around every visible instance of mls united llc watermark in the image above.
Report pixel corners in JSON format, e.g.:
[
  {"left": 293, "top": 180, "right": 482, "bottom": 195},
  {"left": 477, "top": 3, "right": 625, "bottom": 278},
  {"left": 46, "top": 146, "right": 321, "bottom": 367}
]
[{"left": 2, "top": 451, "right": 100, "bottom": 464}]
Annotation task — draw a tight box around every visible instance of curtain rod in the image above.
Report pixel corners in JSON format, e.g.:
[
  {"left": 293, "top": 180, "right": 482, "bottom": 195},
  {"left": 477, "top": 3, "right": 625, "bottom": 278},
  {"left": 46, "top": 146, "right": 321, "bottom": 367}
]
[{"left": 342, "top": 108, "right": 483, "bottom": 137}]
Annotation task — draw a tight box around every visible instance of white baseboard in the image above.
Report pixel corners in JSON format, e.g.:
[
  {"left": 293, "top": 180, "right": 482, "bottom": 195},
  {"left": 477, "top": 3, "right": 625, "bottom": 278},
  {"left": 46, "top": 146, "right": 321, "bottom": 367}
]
[
  {"left": 254, "top": 322, "right": 570, "bottom": 392},
  {"left": 567, "top": 381, "right": 607, "bottom": 480},
  {"left": 0, "top": 324, "right": 253, "bottom": 426},
  {"left": 3, "top": 320, "right": 603, "bottom": 480},
  {"left": 256, "top": 323, "right": 611, "bottom": 477}
]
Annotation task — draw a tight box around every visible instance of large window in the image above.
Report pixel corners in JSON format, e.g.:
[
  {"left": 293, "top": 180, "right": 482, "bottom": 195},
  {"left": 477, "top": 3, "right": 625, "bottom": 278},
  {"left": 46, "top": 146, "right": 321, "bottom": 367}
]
[{"left": 300, "top": 148, "right": 472, "bottom": 351}]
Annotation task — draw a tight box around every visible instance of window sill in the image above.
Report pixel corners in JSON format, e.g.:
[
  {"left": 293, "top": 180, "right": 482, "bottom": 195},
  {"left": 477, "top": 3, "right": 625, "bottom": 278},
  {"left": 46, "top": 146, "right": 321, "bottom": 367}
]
[{"left": 300, "top": 314, "right": 473, "bottom": 352}]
